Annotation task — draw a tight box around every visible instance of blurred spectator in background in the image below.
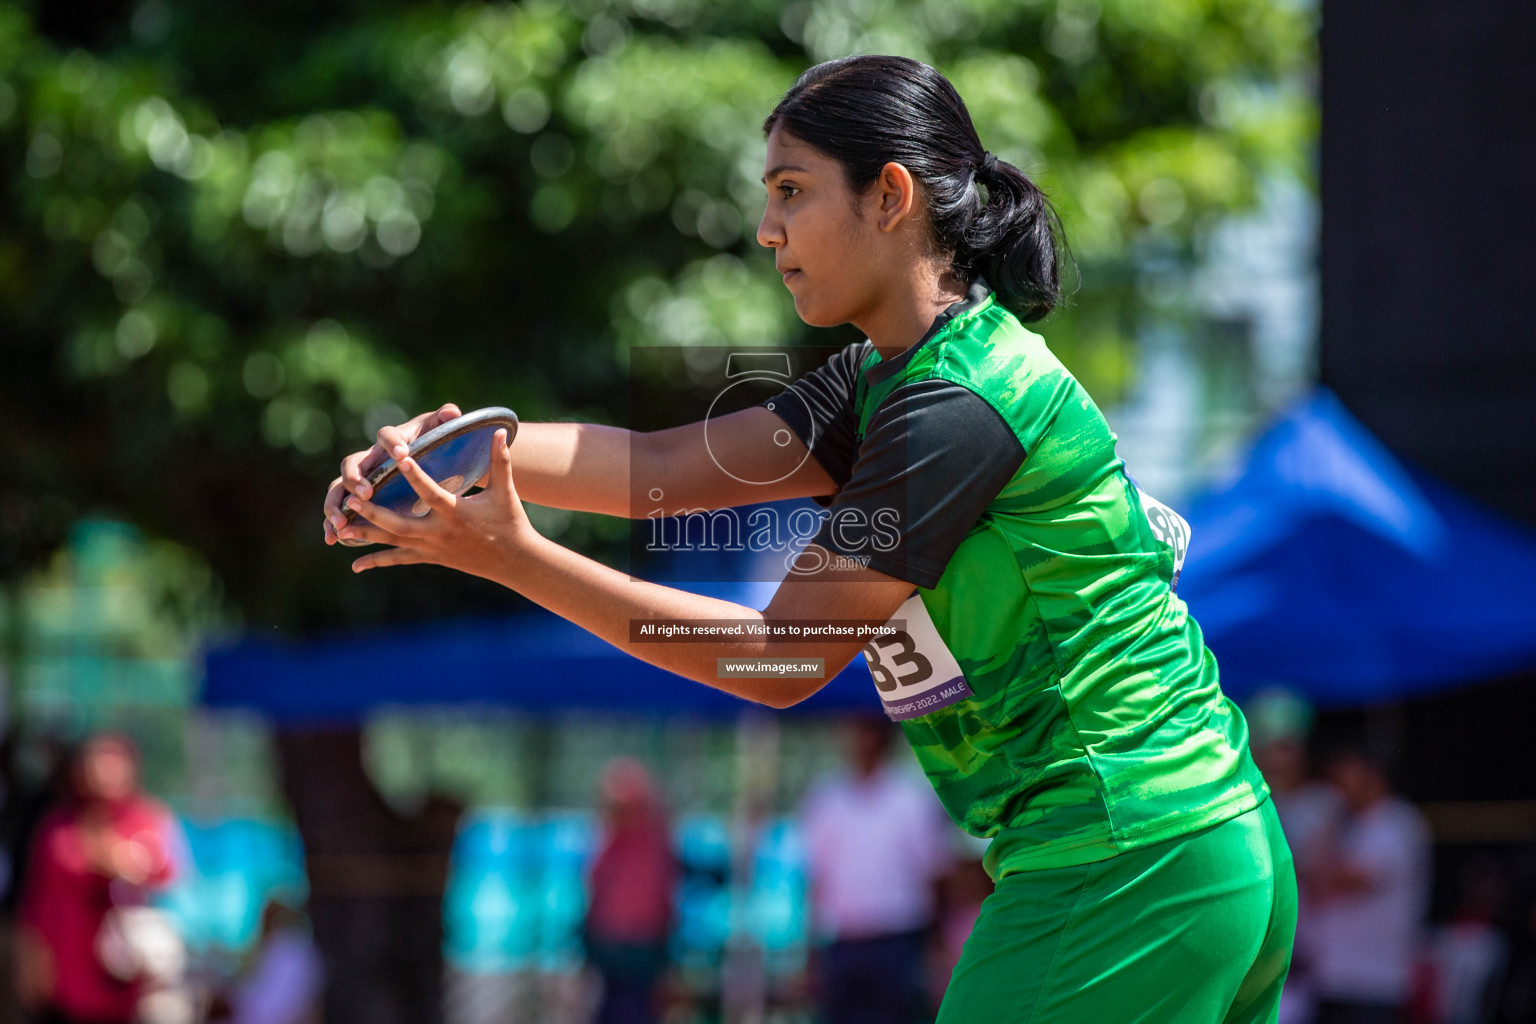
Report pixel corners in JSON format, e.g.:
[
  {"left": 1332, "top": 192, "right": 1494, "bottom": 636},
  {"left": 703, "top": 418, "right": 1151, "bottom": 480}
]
[
  {"left": 1421, "top": 860, "right": 1508, "bottom": 1024},
  {"left": 1308, "top": 744, "right": 1431, "bottom": 1024},
  {"left": 927, "top": 839, "right": 991, "bottom": 1015},
  {"left": 583, "top": 758, "right": 677, "bottom": 1024},
  {"left": 801, "top": 714, "right": 952, "bottom": 1024},
  {"left": 1249, "top": 688, "right": 1345, "bottom": 1024},
  {"left": 15, "top": 732, "right": 182, "bottom": 1024},
  {"left": 0, "top": 731, "right": 73, "bottom": 905},
  {"left": 0, "top": 730, "right": 71, "bottom": 1022},
  {"left": 1492, "top": 902, "right": 1536, "bottom": 1024},
  {"left": 209, "top": 899, "right": 323, "bottom": 1024}
]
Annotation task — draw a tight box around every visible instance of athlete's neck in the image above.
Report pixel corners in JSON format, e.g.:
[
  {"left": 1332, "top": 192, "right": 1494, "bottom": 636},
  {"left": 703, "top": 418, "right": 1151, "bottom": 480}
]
[{"left": 856, "top": 265, "right": 970, "bottom": 361}]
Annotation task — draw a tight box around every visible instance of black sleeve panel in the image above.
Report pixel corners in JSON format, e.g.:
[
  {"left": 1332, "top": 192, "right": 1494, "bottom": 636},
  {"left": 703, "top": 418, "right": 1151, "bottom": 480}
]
[
  {"left": 810, "top": 379, "right": 1025, "bottom": 589},
  {"left": 758, "top": 341, "right": 871, "bottom": 508}
]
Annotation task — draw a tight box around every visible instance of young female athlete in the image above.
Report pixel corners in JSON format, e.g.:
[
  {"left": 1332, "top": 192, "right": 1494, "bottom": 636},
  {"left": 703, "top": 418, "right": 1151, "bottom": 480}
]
[{"left": 322, "top": 55, "right": 1295, "bottom": 1023}]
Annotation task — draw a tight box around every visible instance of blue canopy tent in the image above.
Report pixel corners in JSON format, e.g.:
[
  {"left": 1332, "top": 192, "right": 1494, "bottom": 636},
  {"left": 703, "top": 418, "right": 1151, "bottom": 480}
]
[{"left": 1179, "top": 388, "right": 1536, "bottom": 706}]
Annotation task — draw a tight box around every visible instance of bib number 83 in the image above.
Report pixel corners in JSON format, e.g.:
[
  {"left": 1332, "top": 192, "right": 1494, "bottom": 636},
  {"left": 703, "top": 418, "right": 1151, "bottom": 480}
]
[{"left": 862, "top": 632, "right": 934, "bottom": 692}]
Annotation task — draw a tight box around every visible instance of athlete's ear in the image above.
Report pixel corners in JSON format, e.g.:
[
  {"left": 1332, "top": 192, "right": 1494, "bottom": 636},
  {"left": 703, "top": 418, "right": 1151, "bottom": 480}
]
[{"left": 874, "top": 161, "right": 916, "bottom": 233}]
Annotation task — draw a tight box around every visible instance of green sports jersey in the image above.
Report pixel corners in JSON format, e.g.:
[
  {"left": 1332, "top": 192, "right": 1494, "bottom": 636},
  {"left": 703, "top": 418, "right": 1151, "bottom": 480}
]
[{"left": 762, "top": 282, "right": 1270, "bottom": 877}]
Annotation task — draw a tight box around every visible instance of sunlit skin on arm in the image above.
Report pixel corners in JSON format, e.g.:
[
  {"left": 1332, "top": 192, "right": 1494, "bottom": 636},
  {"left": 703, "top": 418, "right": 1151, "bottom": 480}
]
[{"left": 321, "top": 403, "right": 837, "bottom": 538}]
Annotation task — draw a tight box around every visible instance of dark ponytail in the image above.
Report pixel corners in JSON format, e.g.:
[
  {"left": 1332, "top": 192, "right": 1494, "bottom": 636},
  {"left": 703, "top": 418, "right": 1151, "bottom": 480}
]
[{"left": 763, "top": 55, "right": 1070, "bottom": 323}]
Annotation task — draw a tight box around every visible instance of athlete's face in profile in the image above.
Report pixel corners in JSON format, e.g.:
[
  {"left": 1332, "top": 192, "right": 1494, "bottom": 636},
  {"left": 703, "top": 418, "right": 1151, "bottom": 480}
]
[{"left": 757, "top": 128, "right": 889, "bottom": 329}]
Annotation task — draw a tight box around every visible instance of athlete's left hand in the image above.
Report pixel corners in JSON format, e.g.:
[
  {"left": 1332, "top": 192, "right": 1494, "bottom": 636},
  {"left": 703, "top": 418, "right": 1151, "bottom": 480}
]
[{"left": 337, "top": 428, "right": 538, "bottom": 579}]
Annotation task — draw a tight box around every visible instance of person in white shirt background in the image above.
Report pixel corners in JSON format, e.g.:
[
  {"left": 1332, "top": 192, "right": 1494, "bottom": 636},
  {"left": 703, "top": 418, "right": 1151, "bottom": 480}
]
[
  {"left": 800, "top": 714, "right": 953, "bottom": 1024},
  {"left": 1425, "top": 859, "right": 1509, "bottom": 1024},
  {"left": 1307, "top": 744, "right": 1432, "bottom": 1024}
]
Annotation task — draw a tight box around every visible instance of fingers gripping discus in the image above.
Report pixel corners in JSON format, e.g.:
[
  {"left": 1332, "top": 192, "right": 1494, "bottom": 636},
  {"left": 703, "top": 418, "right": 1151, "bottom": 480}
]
[{"left": 338, "top": 407, "right": 519, "bottom": 547}]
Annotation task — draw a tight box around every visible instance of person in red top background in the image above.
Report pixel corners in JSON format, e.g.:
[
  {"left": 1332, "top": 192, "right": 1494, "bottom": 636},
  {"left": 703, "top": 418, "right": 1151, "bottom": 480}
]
[
  {"left": 583, "top": 758, "right": 677, "bottom": 1024},
  {"left": 16, "top": 733, "right": 180, "bottom": 1024}
]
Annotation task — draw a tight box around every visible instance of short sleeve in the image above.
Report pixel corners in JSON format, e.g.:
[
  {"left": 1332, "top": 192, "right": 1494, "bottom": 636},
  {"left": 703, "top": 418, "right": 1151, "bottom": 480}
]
[
  {"left": 810, "top": 379, "right": 1025, "bottom": 588},
  {"left": 758, "top": 342, "right": 872, "bottom": 507}
]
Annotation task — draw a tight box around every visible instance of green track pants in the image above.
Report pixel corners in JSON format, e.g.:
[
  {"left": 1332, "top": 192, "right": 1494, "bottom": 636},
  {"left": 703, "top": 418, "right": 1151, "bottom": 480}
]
[{"left": 938, "top": 796, "right": 1297, "bottom": 1024}]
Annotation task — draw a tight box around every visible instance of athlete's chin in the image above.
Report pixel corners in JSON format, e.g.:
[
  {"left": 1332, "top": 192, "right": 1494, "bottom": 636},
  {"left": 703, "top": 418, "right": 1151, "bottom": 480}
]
[{"left": 790, "top": 291, "right": 851, "bottom": 329}]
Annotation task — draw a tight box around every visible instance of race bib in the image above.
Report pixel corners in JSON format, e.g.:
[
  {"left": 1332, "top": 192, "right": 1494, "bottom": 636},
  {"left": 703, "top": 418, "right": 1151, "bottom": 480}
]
[
  {"left": 1137, "top": 486, "right": 1191, "bottom": 592},
  {"left": 861, "top": 594, "right": 973, "bottom": 721}
]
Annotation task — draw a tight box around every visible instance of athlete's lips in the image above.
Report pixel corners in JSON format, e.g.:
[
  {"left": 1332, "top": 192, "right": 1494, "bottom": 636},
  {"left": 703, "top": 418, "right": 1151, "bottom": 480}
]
[{"left": 779, "top": 267, "right": 801, "bottom": 284}]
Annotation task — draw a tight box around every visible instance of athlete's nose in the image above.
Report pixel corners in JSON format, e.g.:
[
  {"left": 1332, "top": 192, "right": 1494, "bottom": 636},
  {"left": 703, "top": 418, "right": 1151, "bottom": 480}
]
[{"left": 756, "top": 201, "right": 784, "bottom": 249}]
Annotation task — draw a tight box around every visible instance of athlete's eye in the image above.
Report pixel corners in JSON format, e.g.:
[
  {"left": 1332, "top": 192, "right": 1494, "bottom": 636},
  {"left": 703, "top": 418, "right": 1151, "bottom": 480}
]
[{"left": 777, "top": 183, "right": 801, "bottom": 200}]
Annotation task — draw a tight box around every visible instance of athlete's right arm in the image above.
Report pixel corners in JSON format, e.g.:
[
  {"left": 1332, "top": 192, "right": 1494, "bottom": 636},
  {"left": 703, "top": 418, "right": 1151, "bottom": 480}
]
[{"left": 322, "top": 402, "right": 836, "bottom": 542}]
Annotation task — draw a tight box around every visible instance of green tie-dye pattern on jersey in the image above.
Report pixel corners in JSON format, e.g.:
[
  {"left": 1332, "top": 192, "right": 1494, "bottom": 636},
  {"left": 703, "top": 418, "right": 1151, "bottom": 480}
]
[{"left": 856, "top": 293, "right": 1269, "bottom": 877}]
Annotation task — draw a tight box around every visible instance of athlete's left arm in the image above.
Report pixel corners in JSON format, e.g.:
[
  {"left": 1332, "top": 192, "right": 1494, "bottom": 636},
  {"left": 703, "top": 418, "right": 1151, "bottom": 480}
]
[{"left": 336, "top": 429, "right": 913, "bottom": 707}]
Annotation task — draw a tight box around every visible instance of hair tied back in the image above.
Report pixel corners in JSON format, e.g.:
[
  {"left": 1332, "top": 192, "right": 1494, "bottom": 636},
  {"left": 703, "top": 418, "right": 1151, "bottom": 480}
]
[
  {"left": 763, "top": 55, "right": 1071, "bottom": 322},
  {"left": 979, "top": 151, "right": 999, "bottom": 183}
]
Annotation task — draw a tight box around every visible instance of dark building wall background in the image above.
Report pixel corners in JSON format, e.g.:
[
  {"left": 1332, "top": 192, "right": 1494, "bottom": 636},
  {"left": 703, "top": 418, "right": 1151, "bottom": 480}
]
[
  {"left": 1320, "top": 0, "right": 1536, "bottom": 528},
  {"left": 1319, "top": 2, "right": 1536, "bottom": 821}
]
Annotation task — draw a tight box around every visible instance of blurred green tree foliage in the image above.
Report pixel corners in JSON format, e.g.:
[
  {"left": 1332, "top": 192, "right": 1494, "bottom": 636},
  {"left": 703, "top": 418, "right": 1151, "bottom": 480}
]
[{"left": 0, "top": 0, "right": 1313, "bottom": 631}]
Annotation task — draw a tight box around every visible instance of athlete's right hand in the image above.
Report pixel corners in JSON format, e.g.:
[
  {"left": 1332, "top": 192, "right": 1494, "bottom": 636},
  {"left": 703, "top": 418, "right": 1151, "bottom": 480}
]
[{"left": 322, "top": 402, "right": 462, "bottom": 545}]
